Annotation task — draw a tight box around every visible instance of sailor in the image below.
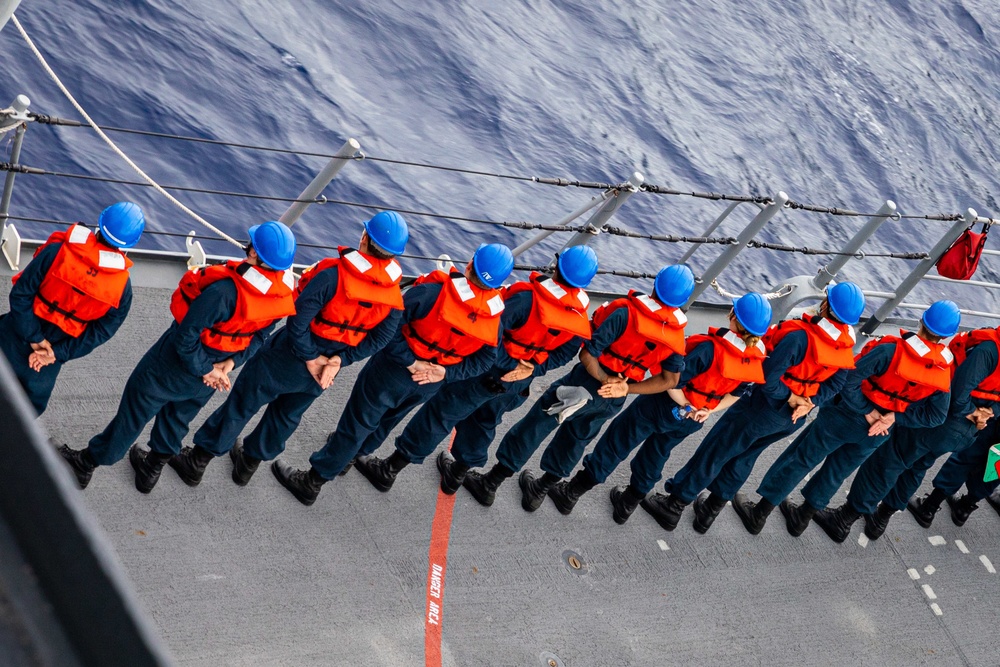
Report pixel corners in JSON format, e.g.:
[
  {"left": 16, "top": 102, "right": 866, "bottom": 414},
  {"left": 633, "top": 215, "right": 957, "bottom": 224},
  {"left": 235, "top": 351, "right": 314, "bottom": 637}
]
[
  {"left": 56, "top": 221, "right": 297, "bottom": 493},
  {"left": 0, "top": 203, "right": 145, "bottom": 415},
  {"left": 551, "top": 293, "right": 770, "bottom": 523},
  {"left": 822, "top": 315, "right": 999, "bottom": 542},
  {"left": 270, "top": 243, "right": 513, "bottom": 505},
  {"left": 642, "top": 283, "right": 862, "bottom": 534},
  {"left": 357, "top": 245, "right": 597, "bottom": 495},
  {"left": 463, "top": 265, "right": 693, "bottom": 511},
  {"left": 167, "top": 212, "right": 408, "bottom": 487},
  {"left": 732, "top": 299, "right": 955, "bottom": 537}
]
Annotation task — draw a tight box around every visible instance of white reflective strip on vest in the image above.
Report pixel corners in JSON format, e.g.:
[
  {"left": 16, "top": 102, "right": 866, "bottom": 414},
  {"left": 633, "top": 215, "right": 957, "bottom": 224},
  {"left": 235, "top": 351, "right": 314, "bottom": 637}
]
[
  {"left": 452, "top": 276, "right": 476, "bottom": 302},
  {"left": 344, "top": 250, "right": 373, "bottom": 273},
  {"left": 241, "top": 266, "right": 273, "bottom": 295},
  {"left": 672, "top": 308, "right": 688, "bottom": 325},
  {"left": 487, "top": 294, "right": 505, "bottom": 316},
  {"left": 905, "top": 334, "right": 932, "bottom": 357},
  {"left": 941, "top": 346, "right": 955, "bottom": 364},
  {"left": 97, "top": 250, "right": 126, "bottom": 270},
  {"left": 816, "top": 317, "right": 847, "bottom": 343},
  {"left": 846, "top": 324, "right": 857, "bottom": 343},
  {"left": 68, "top": 225, "right": 91, "bottom": 244},
  {"left": 722, "top": 330, "right": 747, "bottom": 352},
  {"left": 577, "top": 290, "right": 590, "bottom": 309},
  {"left": 754, "top": 340, "right": 767, "bottom": 354},
  {"left": 540, "top": 278, "right": 567, "bottom": 299},
  {"left": 282, "top": 269, "right": 295, "bottom": 290},
  {"left": 385, "top": 260, "right": 402, "bottom": 282},
  {"left": 636, "top": 294, "right": 663, "bottom": 313}
]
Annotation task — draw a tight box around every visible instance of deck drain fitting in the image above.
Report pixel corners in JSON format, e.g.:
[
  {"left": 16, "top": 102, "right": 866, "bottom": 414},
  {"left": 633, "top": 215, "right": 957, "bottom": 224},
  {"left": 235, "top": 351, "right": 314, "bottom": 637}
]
[
  {"left": 539, "top": 651, "right": 565, "bottom": 667},
  {"left": 561, "top": 549, "right": 588, "bottom": 575}
]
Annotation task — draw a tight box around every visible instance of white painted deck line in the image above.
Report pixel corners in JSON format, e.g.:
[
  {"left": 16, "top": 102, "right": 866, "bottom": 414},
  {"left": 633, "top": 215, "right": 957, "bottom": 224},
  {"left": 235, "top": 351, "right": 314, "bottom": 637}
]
[
  {"left": 907, "top": 569, "right": 920, "bottom": 580},
  {"left": 923, "top": 565, "right": 935, "bottom": 575},
  {"left": 955, "top": 540, "right": 969, "bottom": 554},
  {"left": 928, "top": 536, "right": 946, "bottom": 546},
  {"left": 921, "top": 584, "right": 937, "bottom": 600},
  {"left": 930, "top": 603, "right": 943, "bottom": 616},
  {"left": 981, "top": 555, "right": 996, "bottom": 574},
  {"left": 657, "top": 539, "right": 669, "bottom": 552},
  {"left": 857, "top": 534, "right": 869, "bottom": 548}
]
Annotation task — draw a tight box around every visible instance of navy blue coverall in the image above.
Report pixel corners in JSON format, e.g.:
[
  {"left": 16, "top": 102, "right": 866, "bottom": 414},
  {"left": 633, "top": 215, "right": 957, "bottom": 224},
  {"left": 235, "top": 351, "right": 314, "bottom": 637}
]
[
  {"left": 846, "top": 340, "right": 999, "bottom": 514},
  {"left": 582, "top": 338, "right": 745, "bottom": 494},
  {"left": 192, "top": 265, "right": 400, "bottom": 461},
  {"left": 491, "top": 305, "right": 685, "bottom": 479},
  {"left": 757, "top": 340, "right": 948, "bottom": 509},
  {"left": 86, "top": 277, "right": 269, "bottom": 465},
  {"left": 931, "top": 415, "right": 1000, "bottom": 501},
  {"left": 663, "top": 328, "right": 848, "bottom": 504},
  {"left": 392, "top": 288, "right": 583, "bottom": 467},
  {"left": 0, "top": 241, "right": 132, "bottom": 414},
  {"left": 306, "top": 281, "right": 497, "bottom": 480}
]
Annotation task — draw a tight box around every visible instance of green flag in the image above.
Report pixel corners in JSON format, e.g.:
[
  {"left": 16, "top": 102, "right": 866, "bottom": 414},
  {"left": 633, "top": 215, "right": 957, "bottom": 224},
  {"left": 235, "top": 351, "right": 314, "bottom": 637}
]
[{"left": 985, "top": 445, "right": 1000, "bottom": 483}]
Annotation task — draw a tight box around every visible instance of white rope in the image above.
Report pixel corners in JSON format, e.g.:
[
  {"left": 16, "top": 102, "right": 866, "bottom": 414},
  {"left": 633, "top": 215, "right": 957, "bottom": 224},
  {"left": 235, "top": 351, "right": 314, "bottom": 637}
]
[
  {"left": 710, "top": 279, "right": 792, "bottom": 300},
  {"left": 11, "top": 14, "right": 244, "bottom": 248}
]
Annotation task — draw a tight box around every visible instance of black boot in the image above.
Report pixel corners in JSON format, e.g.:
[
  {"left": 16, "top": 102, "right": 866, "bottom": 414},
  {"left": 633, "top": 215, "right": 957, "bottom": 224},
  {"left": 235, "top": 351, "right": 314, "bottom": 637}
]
[
  {"left": 732, "top": 493, "right": 775, "bottom": 535},
  {"left": 640, "top": 492, "right": 688, "bottom": 531},
  {"left": 863, "top": 502, "right": 896, "bottom": 540},
  {"left": 436, "top": 451, "right": 469, "bottom": 495},
  {"left": 610, "top": 485, "right": 645, "bottom": 525},
  {"left": 228, "top": 439, "right": 261, "bottom": 486},
  {"left": 946, "top": 493, "right": 979, "bottom": 527},
  {"left": 518, "top": 470, "right": 560, "bottom": 512},
  {"left": 692, "top": 492, "right": 728, "bottom": 534},
  {"left": 814, "top": 503, "right": 861, "bottom": 543},
  {"left": 906, "top": 488, "right": 947, "bottom": 528},
  {"left": 548, "top": 469, "right": 598, "bottom": 515},
  {"left": 128, "top": 445, "right": 172, "bottom": 494},
  {"left": 271, "top": 459, "right": 327, "bottom": 506},
  {"left": 56, "top": 444, "right": 97, "bottom": 489},
  {"left": 168, "top": 445, "right": 215, "bottom": 487},
  {"left": 779, "top": 499, "right": 818, "bottom": 537},
  {"left": 355, "top": 450, "right": 410, "bottom": 492},
  {"left": 462, "top": 463, "right": 514, "bottom": 506}
]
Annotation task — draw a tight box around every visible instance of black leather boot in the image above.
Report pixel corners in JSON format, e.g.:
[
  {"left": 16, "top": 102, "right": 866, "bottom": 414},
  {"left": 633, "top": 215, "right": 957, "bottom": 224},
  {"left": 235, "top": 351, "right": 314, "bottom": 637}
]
[
  {"left": 271, "top": 459, "right": 327, "bottom": 506},
  {"left": 57, "top": 444, "right": 97, "bottom": 489},
  {"left": 168, "top": 445, "right": 215, "bottom": 487},
  {"left": 946, "top": 493, "right": 979, "bottom": 527},
  {"left": 518, "top": 470, "right": 560, "bottom": 512},
  {"left": 462, "top": 463, "right": 514, "bottom": 506},
  {"left": 906, "top": 487, "right": 947, "bottom": 528},
  {"left": 610, "top": 485, "right": 645, "bottom": 525},
  {"left": 355, "top": 450, "right": 410, "bottom": 492},
  {"left": 732, "top": 493, "right": 775, "bottom": 535},
  {"left": 228, "top": 440, "right": 261, "bottom": 486},
  {"left": 436, "top": 450, "right": 470, "bottom": 495},
  {"left": 640, "top": 492, "right": 689, "bottom": 531},
  {"left": 128, "top": 445, "right": 172, "bottom": 494},
  {"left": 548, "top": 469, "right": 598, "bottom": 515},
  {"left": 814, "top": 503, "right": 861, "bottom": 543},
  {"left": 692, "top": 492, "right": 729, "bottom": 534},
  {"left": 863, "top": 502, "right": 896, "bottom": 540},
  {"left": 779, "top": 499, "right": 818, "bottom": 537}
]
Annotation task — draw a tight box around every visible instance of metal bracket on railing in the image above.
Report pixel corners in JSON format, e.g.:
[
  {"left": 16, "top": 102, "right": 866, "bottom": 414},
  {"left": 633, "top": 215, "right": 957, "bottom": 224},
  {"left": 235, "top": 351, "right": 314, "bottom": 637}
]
[
  {"left": 554, "top": 171, "right": 644, "bottom": 257},
  {"left": 1, "top": 221, "right": 21, "bottom": 270},
  {"left": 185, "top": 231, "right": 207, "bottom": 270},
  {"left": 0, "top": 94, "right": 29, "bottom": 134},
  {"left": 436, "top": 254, "right": 454, "bottom": 272},
  {"left": 278, "top": 138, "right": 361, "bottom": 227}
]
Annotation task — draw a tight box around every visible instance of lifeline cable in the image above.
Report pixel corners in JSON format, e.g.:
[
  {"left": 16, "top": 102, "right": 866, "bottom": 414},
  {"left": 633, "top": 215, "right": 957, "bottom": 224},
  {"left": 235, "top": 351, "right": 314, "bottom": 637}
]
[{"left": 10, "top": 14, "right": 244, "bottom": 249}]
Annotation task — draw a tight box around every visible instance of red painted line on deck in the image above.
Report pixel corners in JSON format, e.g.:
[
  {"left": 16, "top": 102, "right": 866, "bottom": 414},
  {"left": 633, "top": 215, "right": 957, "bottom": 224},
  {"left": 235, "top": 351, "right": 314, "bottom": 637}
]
[{"left": 425, "top": 432, "right": 457, "bottom": 667}]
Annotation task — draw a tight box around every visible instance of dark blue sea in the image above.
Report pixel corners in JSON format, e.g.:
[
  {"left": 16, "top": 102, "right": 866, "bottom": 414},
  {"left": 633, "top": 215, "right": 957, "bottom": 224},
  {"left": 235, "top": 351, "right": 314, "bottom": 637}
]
[{"left": 2, "top": 0, "right": 999, "bottom": 316}]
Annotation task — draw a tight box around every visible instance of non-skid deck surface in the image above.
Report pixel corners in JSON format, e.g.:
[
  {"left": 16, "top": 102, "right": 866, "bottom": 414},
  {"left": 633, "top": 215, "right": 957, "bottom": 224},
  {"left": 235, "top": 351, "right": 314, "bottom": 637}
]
[{"left": 4, "top": 281, "right": 999, "bottom": 666}]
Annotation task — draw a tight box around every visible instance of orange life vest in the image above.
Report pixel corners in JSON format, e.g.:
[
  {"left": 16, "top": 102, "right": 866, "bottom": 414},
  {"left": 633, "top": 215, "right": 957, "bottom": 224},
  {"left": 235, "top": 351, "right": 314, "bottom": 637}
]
[
  {"left": 860, "top": 331, "right": 954, "bottom": 412},
  {"left": 169, "top": 260, "right": 296, "bottom": 353},
  {"left": 591, "top": 291, "right": 687, "bottom": 382},
  {"left": 11, "top": 224, "right": 133, "bottom": 337},
  {"left": 682, "top": 328, "right": 767, "bottom": 410},
  {"left": 296, "top": 247, "right": 404, "bottom": 345},
  {"left": 765, "top": 315, "right": 856, "bottom": 397},
  {"left": 402, "top": 268, "right": 504, "bottom": 366},
  {"left": 949, "top": 328, "right": 1000, "bottom": 402},
  {"left": 500, "top": 272, "right": 592, "bottom": 364}
]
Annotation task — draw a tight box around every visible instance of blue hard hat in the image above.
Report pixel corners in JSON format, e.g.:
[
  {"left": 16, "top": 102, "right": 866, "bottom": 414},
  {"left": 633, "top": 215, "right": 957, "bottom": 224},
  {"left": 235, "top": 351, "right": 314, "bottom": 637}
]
[
  {"left": 248, "top": 221, "right": 296, "bottom": 271},
  {"left": 922, "top": 300, "right": 961, "bottom": 338},
  {"left": 826, "top": 281, "right": 865, "bottom": 326},
  {"left": 472, "top": 243, "right": 514, "bottom": 288},
  {"left": 364, "top": 211, "right": 408, "bottom": 255},
  {"left": 653, "top": 264, "right": 695, "bottom": 307},
  {"left": 556, "top": 245, "right": 599, "bottom": 289},
  {"left": 732, "top": 292, "right": 773, "bottom": 336},
  {"left": 98, "top": 202, "right": 145, "bottom": 249}
]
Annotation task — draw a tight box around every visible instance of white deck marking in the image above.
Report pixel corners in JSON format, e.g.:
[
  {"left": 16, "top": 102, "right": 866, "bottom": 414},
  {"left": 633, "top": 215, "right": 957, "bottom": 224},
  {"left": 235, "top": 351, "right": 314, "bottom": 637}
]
[
  {"left": 921, "top": 584, "right": 937, "bottom": 600},
  {"left": 907, "top": 568, "right": 920, "bottom": 580},
  {"left": 657, "top": 539, "right": 670, "bottom": 552},
  {"left": 857, "top": 534, "right": 869, "bottom": 548},
  {"left": 195, "top": 574, "right": 224, "bottom": 581},
  {"left": 923, "top": 565, "right": 935, "bottom": 575},
  {"left": 803, "top": 473, "right": 811, "bottom": 481},
  {"left": 980, "top": 555, "right": 996, "bottom": 574},
  {"left": 955, "top": 540, "right": 969, "bottom": 554},
  {"left": 928, "top": 535, "right": 946, "bottom": 546},
  {"left": 930, "top": 603, "right": 943, "bottom": 616}
]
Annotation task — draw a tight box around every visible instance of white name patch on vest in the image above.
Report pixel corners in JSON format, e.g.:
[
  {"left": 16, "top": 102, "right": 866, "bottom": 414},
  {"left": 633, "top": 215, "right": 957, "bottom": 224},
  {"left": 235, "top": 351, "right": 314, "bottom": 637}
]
[
  {"left": 904, "top": 334, "right": 932, "bottom": 357},
  {"left": 672, "top": 308, "right": 688, "bottom": 325},
  {"left": 69, "top": 225, "right": 91, "bottom": 244},
  {"left": 723, "top": 330, "right": 748, "bottom": 351},
  {"left": 577, "top": 291, "right": 590, "bottom": 309},
  {"left": 282, "top": 269, "right": 296, "bottom": 290},
  {"left": 98, "top": 250, "right": 126, "bottom": 270},
  {"left": 636, "top": 294, "right": 662, "bottom": 312},
  {"left": 385, "top": 260, "right": 402, "bottom": 282},
  {"left": 345, "top": 250, "right": 373, "bottom": 273},
  {"left": 487, "top": 294, "right": 505, "bottom": 316},
  {"left": 242, "top": 266, "right": 273, "bottom": 295},
  {"left": 452, "top": 276, "right": 476, "bottom": 302},
  {"left": 540, "top": 278, "right": 567, "bottom": 299}
]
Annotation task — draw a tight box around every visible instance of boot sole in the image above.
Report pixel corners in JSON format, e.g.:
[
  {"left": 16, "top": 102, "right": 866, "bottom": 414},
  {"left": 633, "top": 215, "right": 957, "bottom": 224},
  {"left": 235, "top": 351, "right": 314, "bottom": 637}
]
[
  {"left": 355, "top": 459, "right": 394, "bottom": 493},
  {"left": 813, "top": 514, "right": 849, "bottom": 543},
  {"left": 609, "top": 487, "right": 635, "bottom": 525},
  {"left": 862, "top": 515, "right": 886, "bottom": 541},
  {"left": 270, "top": 462, "right": 317, "bottom": 507},
  {"left": 945, "top": 496, "right": 971, "bottom": 527}
]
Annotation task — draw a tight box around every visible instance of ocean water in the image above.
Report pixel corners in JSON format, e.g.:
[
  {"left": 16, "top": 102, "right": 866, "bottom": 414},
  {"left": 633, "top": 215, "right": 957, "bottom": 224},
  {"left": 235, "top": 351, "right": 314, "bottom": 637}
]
[{"left": 1, "top": 0, "right": 998, "bottom": 317}]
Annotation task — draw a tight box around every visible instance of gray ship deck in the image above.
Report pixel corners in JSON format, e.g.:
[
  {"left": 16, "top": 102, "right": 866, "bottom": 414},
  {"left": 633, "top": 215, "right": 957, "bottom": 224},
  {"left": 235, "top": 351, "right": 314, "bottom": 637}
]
[{"left": 3, "top": 277, "right": 1000, "bottom": 667}]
